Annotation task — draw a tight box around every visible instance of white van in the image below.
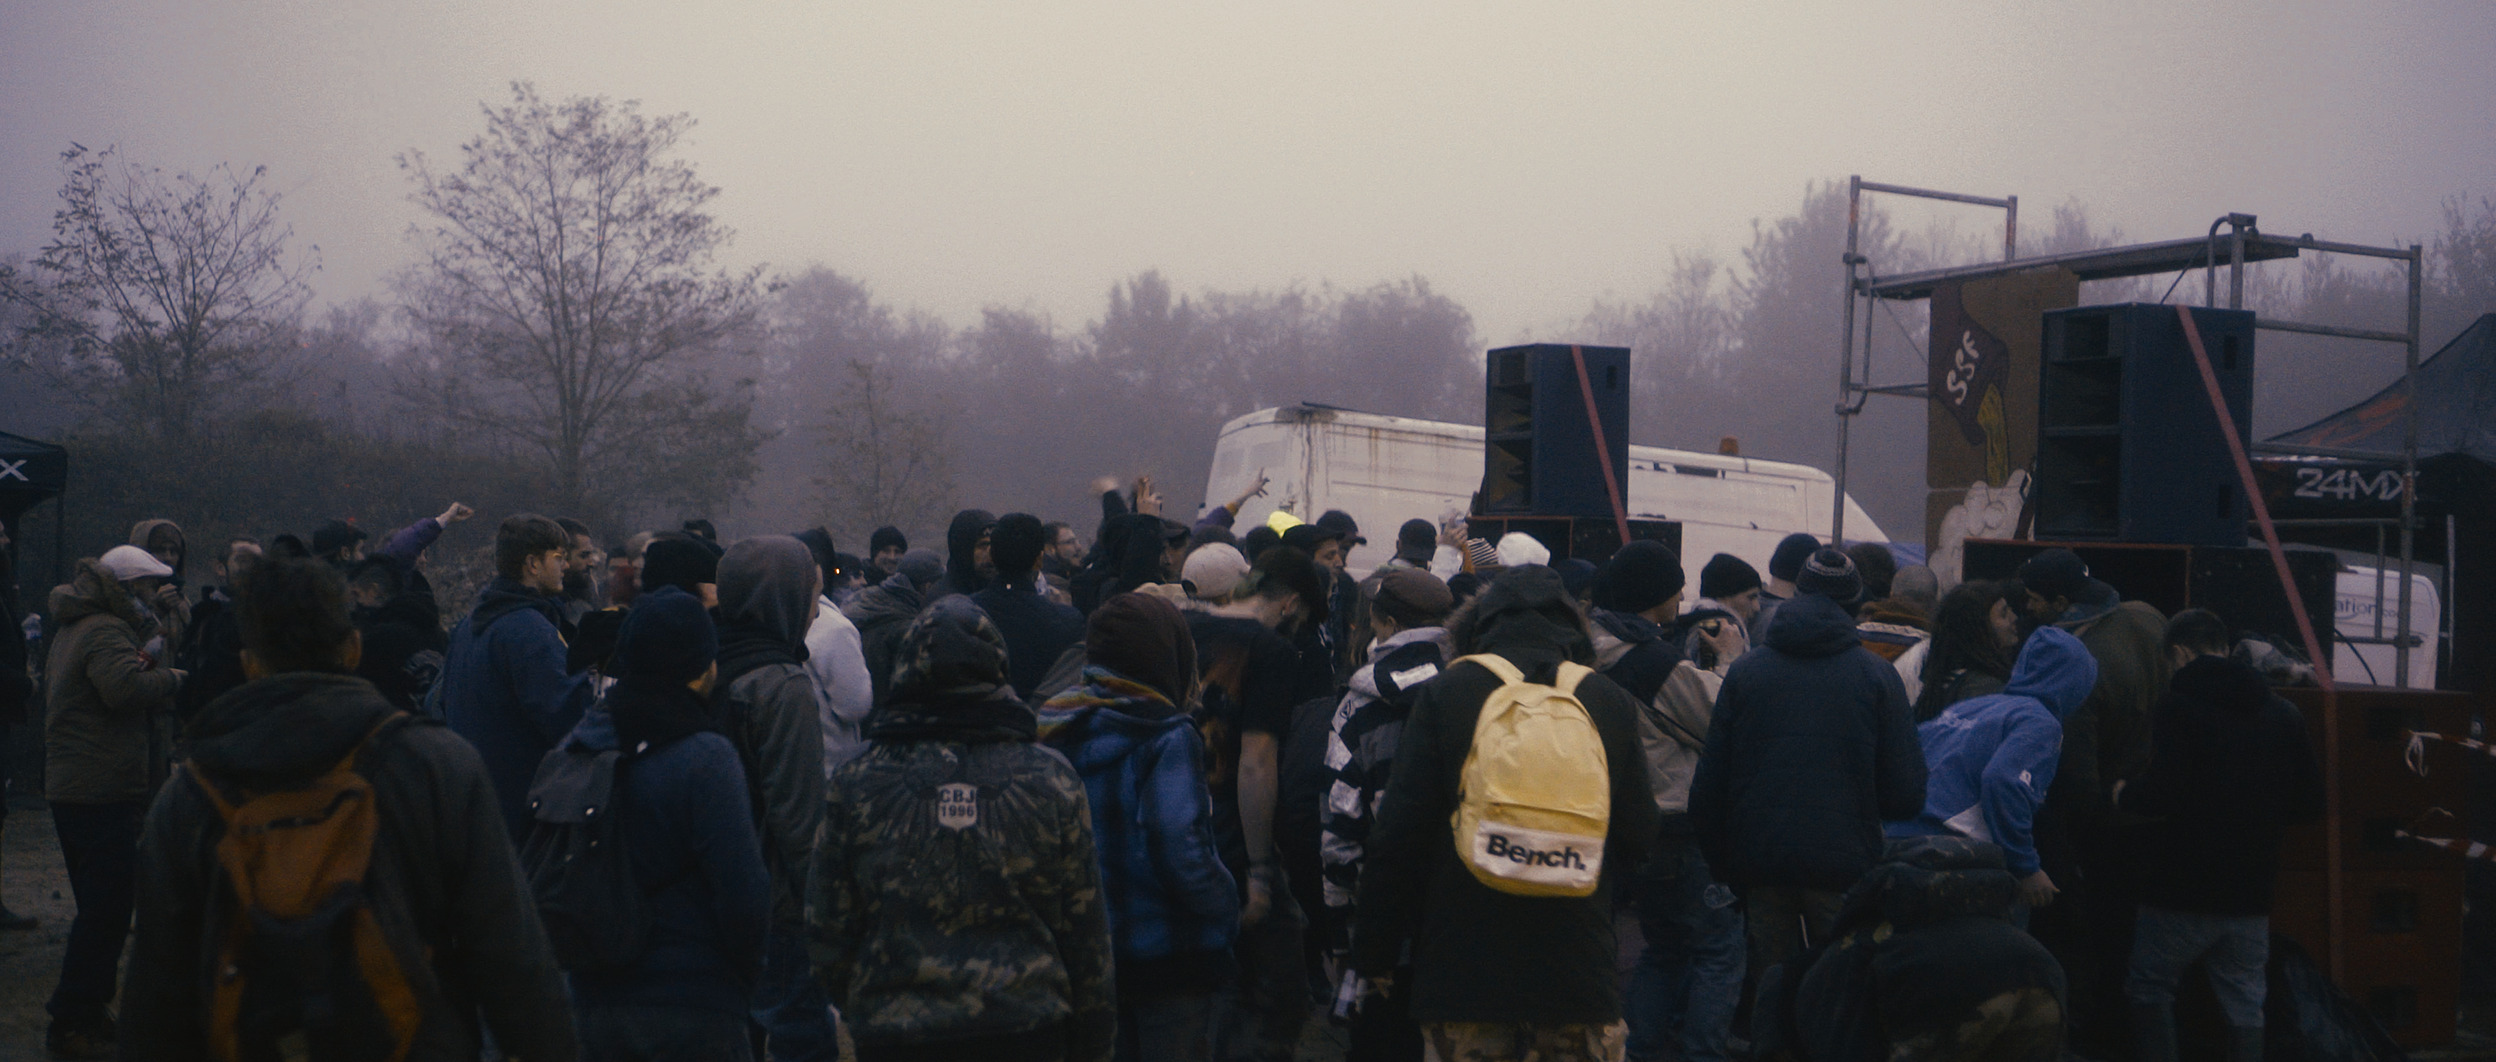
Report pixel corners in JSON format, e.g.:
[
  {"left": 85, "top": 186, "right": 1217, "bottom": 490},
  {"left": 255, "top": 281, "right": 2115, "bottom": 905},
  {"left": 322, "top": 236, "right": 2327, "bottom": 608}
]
[{"left": 1201, "top": 404, "right": 1887, "bottom": 591}]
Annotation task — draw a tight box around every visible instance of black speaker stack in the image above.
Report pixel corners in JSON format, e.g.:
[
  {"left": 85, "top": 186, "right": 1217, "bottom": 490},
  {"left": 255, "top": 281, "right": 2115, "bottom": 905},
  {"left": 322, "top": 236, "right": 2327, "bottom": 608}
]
[
  {"left": 2035, "top": 303, "right": 2257, "bottom": 547},
  {"left": 1478, "top": 343, "right": 1630, "bottom": 520},
  {"left": 1471, "top": 343, "right": 1659, "bottom": 565}
]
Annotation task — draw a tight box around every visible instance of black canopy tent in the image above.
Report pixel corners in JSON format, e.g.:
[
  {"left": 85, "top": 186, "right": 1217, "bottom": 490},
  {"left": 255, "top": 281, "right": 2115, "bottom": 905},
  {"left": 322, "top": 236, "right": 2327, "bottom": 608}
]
[
  {"left": 0, "top": 430, "right": 68, "bottom": 604},
  {"left": 2259, "top": 313, "right": 2496, "bottom": 696}
]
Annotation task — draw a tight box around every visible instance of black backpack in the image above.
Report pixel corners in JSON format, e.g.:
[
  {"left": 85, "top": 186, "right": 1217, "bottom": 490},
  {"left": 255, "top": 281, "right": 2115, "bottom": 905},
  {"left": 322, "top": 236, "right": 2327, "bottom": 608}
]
[{"left": 519, "top": 744, "right": 647, "bottom": 974}]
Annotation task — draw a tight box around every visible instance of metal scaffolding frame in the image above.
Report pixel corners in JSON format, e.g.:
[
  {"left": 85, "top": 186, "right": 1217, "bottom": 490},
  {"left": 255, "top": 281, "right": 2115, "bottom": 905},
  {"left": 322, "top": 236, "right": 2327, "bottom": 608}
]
[{"left": 1829, "top": 174, "right": 2425, "bottom": 684}]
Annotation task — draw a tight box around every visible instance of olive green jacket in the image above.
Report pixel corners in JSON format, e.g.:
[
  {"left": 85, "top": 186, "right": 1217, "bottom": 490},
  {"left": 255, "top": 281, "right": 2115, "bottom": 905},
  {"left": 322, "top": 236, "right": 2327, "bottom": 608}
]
[{"left": 45, "top": 561, "right": 183, "bottom": 805}]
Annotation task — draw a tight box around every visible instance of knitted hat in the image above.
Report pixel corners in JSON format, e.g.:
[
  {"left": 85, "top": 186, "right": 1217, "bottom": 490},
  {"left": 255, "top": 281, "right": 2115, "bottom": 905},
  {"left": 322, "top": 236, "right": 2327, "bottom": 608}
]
[
  {"left": 1367, "top": 567, "right": 1455, "bottom": 629},
  {"left": 869, "top": 526, "right": 908, "bottom": 554},
  {"left": 97, "top": 545, "right": 175, "bottom": 583},
  {"left": 1592, "top": 539, "right": 1685, "bottom": 615},
  {"left": 1086, "top": 592, "right": 1198, "bottom": 705},
  {"left": 1495, "top": 531, "right": 1551, "bottom": 568},
  {"left": 1768, "top": 532, "right": 1821, "bottom": 582},
  {"left": 640, "top": 537, "right": 720, "bottom": 595},
  {"left": 612, "top": 587, "right": 718, "bottom": 686},
  {"left": 1181, "top": 543, "right": 1251, "bottom": 600},
  {"left": 1795, "top": 547, "right": 1863, "bottom": 604},
  {"left": 1699, "top": 553, "right": 1763, "bottom": 601}
]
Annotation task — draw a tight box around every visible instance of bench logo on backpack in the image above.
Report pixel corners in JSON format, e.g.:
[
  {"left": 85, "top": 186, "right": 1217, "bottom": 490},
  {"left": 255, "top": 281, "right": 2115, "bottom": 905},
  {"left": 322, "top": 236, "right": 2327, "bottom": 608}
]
[
  {"left": 937, "top": 783, "right": 978, "bottom": 830},
  {"left": 1474, "top": 821, "right": 1599, "bottom": 882}
]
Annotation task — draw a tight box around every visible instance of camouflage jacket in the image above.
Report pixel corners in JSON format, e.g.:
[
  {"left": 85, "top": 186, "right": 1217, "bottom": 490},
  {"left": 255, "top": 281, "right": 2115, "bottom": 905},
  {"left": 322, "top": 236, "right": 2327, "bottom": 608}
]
[{"left": 808, "top": 701, "right": 1115, "bottom": 1061}]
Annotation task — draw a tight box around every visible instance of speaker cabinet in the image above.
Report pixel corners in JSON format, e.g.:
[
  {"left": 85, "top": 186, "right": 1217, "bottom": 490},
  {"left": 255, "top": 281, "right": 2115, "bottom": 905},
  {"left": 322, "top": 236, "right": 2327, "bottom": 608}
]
[
  {"left": 2035, "top": 304, "right": 2256, "bottom": 546},
  {"left": 1479, "top": 344, "right": 1630, "bottom": 519},
  {"left": 1463, "top": 515, "right": 1679, "bottom": 567},
  {"left": 2270, "top": 686, "right": 2476, "bottom": 1047},
  {"left": 1960, "top": 539, "right": 2337, "bottom": 654}
]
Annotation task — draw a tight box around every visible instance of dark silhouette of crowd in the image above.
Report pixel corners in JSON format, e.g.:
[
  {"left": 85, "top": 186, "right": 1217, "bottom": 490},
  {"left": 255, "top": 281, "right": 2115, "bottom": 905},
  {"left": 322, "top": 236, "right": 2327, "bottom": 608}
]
[{"left": 0, "top": 485, "right": 2326, "bottom": 1062}]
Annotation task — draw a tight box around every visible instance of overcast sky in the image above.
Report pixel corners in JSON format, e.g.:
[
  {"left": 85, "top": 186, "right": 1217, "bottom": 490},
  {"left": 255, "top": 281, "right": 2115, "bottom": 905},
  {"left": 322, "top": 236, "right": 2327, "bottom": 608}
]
[{"left": 5, "top": 0, "right": 2492, "bottom": 349}]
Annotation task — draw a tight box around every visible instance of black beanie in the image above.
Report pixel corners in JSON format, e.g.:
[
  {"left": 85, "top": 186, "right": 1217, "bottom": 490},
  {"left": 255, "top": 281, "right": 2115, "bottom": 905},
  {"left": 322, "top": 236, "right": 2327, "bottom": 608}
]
[
  {"left": 1699, "top": 553, "right": 1763, "bottom": 601},
  {"left": 612, "top": 587, "right": 717, "bottom": 686},
  {"left": 2016, "top": 548, "right": 2092, "bottom": 601},
  {"left": 641, "top": 537, "right": 720, "bottom": 595},
  {"left": 1795, "top": 547, "right": 1863, "bottom": 604},
  {"left": 1768, "top": 532, "right": 1821, "bottom": 582},
  {"left": 1592, "top": 539, "right": 1685, "bottom": 615},
  {"left": 870, "top": 526, "right": 908, "bottom": 555}
]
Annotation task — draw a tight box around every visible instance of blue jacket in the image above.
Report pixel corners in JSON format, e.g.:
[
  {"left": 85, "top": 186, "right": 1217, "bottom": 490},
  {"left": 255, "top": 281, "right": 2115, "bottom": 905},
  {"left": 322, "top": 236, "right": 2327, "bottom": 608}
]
[
  {"left": 1888, "top": 627, "right": 2098, "bottom": 876},
  {"left": 1039, "top": 670, "right": 1240, "bottom": 990},
  {"left": 441, "top": 578, "right": 595, "bottom": 839},
  {"left": 558, "top": 702, "right": 771, "bottom": 1013}
]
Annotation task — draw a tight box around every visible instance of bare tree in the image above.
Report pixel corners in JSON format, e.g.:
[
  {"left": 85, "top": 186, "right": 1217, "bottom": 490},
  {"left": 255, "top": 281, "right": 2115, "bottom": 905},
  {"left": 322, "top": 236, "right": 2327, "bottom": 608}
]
[
  {"left": 0, "top": 144, "right": 315, "bottom": 439},
  {"left": 395, "top": 82, "right": 766, "bottom": 521},
  {"left": 816, "top": 358, "right": 957, "bottom": 546},
  {"left": 2433, "top": 195, "right": 2496, "bottom": 340}
]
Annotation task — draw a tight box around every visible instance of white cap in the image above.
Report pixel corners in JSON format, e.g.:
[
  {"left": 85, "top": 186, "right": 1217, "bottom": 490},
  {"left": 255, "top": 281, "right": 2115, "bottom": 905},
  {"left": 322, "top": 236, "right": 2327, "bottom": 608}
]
[
  {"left": 1181, "top": 543, "right": 1250, "bottom": 600},
  {"left": 1495, "top": 531, "right": 1551, "bottom": 568},
  {"left": 97, "top": 544, "right": 175, "bottom": 582}
]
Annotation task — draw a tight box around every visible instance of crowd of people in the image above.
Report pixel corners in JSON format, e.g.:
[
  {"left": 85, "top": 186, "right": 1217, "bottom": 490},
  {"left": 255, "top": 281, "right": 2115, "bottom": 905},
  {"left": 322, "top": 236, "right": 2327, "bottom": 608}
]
[{"left": 0, "top": 480, "right": 2326, "bottom": 1062}]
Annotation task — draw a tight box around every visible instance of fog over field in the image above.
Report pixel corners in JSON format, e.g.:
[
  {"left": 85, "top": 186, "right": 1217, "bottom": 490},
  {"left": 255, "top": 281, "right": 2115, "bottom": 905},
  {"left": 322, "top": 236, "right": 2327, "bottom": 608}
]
[{"left": 4, "top": 0, "right": 2492, "bottom": 554}]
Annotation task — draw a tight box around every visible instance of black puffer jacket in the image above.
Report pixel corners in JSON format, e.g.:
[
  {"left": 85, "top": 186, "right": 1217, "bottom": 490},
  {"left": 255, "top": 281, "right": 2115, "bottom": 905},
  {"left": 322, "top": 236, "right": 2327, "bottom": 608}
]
[
  {"left": 1690, "top": 592, "right": 1926, "bottom": 892},
  {"left": 123, "top": 672, "right": 575, "bottom": 1061},
  {"left": 2118, "top": 655, "right": 2325, "bottom": 915}
]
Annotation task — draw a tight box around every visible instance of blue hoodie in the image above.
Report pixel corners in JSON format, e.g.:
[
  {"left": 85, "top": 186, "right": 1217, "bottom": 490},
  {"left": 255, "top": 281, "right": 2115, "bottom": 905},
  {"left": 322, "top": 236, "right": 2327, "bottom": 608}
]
[
  {"left": 1888, "top": 626, "right": 2099, "bottom": 876},
  {"left": 1038, "top": 669, "right": 1241, "bottom": 990}
]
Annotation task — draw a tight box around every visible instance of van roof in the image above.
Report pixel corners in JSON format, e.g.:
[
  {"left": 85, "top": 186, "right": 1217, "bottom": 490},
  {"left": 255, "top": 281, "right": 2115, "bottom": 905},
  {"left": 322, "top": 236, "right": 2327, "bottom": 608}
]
[{"left": 1215, "top": 402, "right": 1838, "bottom": 486}]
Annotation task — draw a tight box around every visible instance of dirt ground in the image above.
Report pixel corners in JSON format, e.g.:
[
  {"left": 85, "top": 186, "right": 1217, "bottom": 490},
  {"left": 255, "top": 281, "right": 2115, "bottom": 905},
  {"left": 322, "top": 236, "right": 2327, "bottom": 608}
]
[{"left": 1, "top": 802, "right": 72, "bottom": 1059}]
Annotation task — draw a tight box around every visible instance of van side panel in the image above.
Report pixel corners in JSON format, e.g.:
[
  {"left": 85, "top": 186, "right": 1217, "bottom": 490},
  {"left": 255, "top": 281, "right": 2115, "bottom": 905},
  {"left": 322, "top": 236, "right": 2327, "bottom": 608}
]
[{"left": 1203, "top": 406, "right": 1887, "bottom": 591}]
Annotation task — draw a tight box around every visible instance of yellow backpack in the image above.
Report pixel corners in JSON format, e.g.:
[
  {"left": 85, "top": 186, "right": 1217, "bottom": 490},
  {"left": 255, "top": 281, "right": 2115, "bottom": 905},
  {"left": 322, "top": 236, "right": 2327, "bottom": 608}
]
[{"left": 1448, "top": 654, "right": 1611, "bottom": 897}]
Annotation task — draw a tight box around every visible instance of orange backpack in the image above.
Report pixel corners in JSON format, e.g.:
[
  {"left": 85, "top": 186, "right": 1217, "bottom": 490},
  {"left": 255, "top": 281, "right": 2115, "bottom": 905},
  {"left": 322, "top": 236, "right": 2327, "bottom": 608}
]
[{"left": 187, "top": 713, "right": 424, "bottom": 1062}]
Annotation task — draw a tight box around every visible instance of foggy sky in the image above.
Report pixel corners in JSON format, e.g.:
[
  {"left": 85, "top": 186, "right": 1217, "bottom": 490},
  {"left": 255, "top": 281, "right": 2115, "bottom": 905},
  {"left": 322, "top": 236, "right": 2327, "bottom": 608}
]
[{"left": 5, "top": 1, "right": 2493, "bottom": 399}]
